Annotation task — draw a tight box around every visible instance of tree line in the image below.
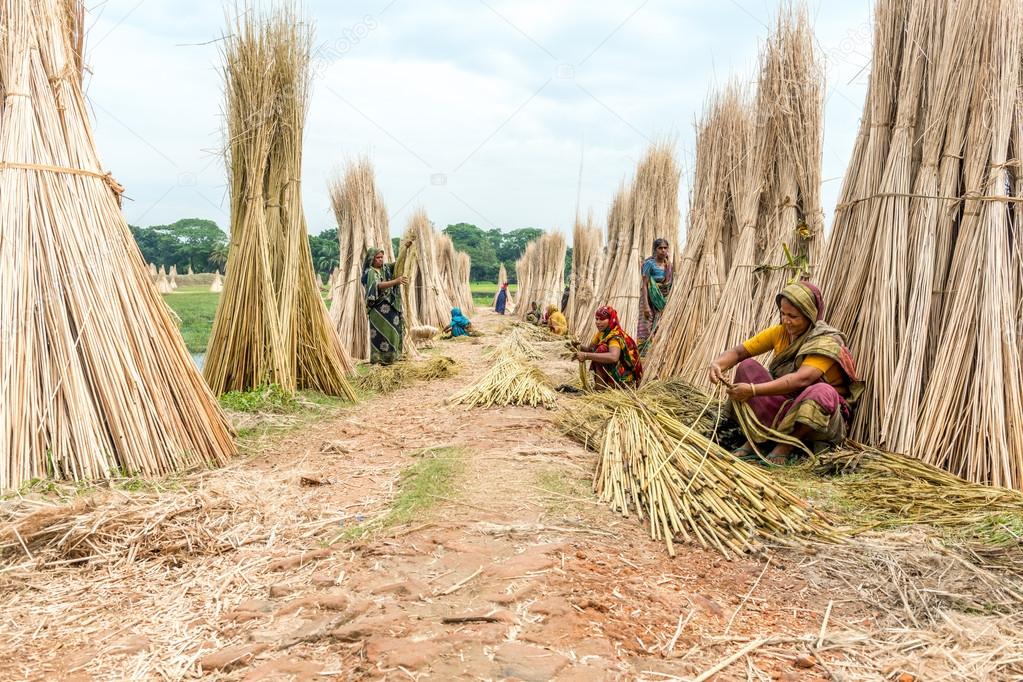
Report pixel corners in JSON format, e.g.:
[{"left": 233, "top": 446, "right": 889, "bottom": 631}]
[{"left": 130, "top": 219, "right": 570, "bottom": 284}]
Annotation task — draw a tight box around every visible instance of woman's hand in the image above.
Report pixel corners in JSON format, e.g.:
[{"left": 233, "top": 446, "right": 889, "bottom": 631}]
[
  {"left": 727, "top": 383, "right": 755, "bottom": 402},
  {"left": 396, "top": 276, "right": 409, "bottom": 286},
  {"left": 575, "top": 351, "right": 588, "bottom": 363},
  {"left": 707, "top": 362, "right": 726, "bottom": 385}
]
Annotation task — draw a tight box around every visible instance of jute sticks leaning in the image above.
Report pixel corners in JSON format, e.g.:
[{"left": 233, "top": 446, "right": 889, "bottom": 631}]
[
  {"left": 0, "top": 0, "right": 234, "bottom": 489},
  {"left": 818, "top": 0, "right": 1023, "bottom": 488},
  {"left": 566, "top": 213, "right": 604, "bottom": 338},
  {"left": 591, "top": 142, "right": 680, "bottom": 339},
  {"left": 515, "top": 232, "right": 567, "bottom": 319},
  {"left": 328, "top": 157, "right": 392, "bottom": 361},
  {"left": 204, "top": 6, "right": 355, "bottom": 399},
  {"left": 644, "top": 6, "right": 823, "bottom": 382}
]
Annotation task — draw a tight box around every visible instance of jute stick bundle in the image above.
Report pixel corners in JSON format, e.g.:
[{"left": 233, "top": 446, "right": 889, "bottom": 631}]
[
  {"left": 327, "top": 157, "right": 391, "bottom": 361},
  {"left": 204, "top": 6, "right": 355, "bottom": 398},
  {"left": 818, "top": 0, "right": 1023, "bottom": 488},
  {"left": 0, "top": 0, "right": 234, "bottom": 490},
  {"left": 591, "top": 142, "right": 679, "bottom": 339},
  {"left": 397, "top": 209, "right": 452, "bottom": 330},
  {"left": 643, "top": 98, "right": 738, "bottom": 380},
  {"left": 515, "top": 232, "right": 567, "bottom": 319},
  {"left": 492, "top": 263, "right": 515, "bottom": 311},
  {"left": 566, "top": 212, "right": 604, "bottom": 338},
  {"left": 748, "top": 5, "right": 824, "bottom": 332}
]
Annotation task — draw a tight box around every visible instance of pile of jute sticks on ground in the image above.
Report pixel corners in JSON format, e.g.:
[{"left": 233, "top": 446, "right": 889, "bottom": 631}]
[{"left": 559, "top": 385, "right": 841, "bottom": 558}]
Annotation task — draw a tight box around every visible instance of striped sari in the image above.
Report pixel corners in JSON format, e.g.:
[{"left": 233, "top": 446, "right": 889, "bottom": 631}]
[{"left": 362, "top": 249, "right": 404, "bottom": 365}]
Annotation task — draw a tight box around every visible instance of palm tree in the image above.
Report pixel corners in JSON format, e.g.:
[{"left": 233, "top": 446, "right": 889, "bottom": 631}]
[{"left": 208, "top": 243, "right": 229, "bottom": 269}]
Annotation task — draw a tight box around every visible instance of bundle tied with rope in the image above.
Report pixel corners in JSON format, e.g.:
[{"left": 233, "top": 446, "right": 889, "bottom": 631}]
[{"left": 0, "top": 162, "right": 126, "bottom": 206}]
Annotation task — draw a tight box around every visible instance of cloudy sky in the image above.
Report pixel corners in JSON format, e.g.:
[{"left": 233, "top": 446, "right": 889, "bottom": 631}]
[{"left": 83, "top": 0, "right": 874, "bottom": 240}]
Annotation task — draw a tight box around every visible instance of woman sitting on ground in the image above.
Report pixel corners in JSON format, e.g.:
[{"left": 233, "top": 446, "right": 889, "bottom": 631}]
[
  {"left": 444, "top": 307, "right": 474, "bottom": 338},
  {"left": 546, "top": 304, "right": 568, "bottom": 336},
  {"left": 708, "top": 281, "right": 863, "bottom": 464},
  {"left": 525, "top": 301, "right": 541, "bottom": 325},
  {"left": 576, "top": 306, "right": 642, "bottom": 388}
]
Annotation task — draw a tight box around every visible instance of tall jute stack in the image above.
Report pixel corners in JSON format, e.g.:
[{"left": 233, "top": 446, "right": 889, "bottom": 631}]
[
  {"left": 566, "top": 213, "right": 604, "bottom": 337},
  {"left": 434, "top": 233, "right": 475, "bottom": 315},
  {"left": 644, "top": 7, "right": 822, "bottom": 383},
  {"left": 455, "top": 252, "right": 475, "bottom": 316},
  {"left": 327, "top": 157, "right": 391, "bottom": 361},
  {"left": 204, "top": 6, "right": 355, "bottom": 398},
  {"left": 748, "top": 5, "right": 824, "bottom": 332},
  {"left": 0, "top": 0, "right": 234, "bottom": 489},
  {"left": 590, "top": 142, "right": 680, "bottom": 339},
  {"left": 397, "top": 209, "right": 452, "bottom": 330},
  {"left": 819, "top": 0, "right": 1023, "bottom": 489},
  {"left": 515, "top": 232, "right": 567, "bottom": 319},
  {"left": 643, "top": 95, "right": 739, "bottom": 380}
]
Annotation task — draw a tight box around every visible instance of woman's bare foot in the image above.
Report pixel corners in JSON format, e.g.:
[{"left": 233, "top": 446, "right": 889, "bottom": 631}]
[
  {"left": 767, "top": 443, "right": 794, "bottom": 465},
  {"left": 732, "top": 441, "right": 756, "bottom": 459}
]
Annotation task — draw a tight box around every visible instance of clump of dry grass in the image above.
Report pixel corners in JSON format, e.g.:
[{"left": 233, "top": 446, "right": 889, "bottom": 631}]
[
  {"left": 354, "top": 356, "right": 458, "bottom": 394},
  {"left": 448, "top": 356, "right": 558, "bottom": 409}
]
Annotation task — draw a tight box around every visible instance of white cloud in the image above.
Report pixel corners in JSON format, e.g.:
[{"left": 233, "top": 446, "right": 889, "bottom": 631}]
[{"left": 83, "top": 0, "right": 873, "bottom": 243}]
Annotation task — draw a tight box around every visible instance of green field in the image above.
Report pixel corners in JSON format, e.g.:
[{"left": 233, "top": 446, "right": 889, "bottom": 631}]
[
  {"left": 163, "top": 285, "right": 218, "bottom": 354},
  {"left": 163, "top": 282, "right": 514, "bottom": 355}
]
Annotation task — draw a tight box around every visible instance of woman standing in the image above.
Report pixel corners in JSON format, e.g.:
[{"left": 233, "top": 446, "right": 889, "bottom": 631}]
[
  {"left": 495, "top": 283, "right": 509, "bottom": 315},
  {"left": 576, "top": 306, "right": 643, "bottom": 388},
  {"left": 708, "top": 282, "right": 863, "bottom": 463},
  {"left": 638, "top": 238, "right": 673, "bottom": 353},
  {"left": 361, "top": 247, "right": 407, "bottom": 365}
]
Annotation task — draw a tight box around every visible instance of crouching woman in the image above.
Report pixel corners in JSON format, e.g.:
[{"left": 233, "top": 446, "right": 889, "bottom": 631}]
[
  {"left": 708, "top": 282, "right": 863, "bottom": 463},
  {"left": 576, "top": 306, "right": 642, "bottom": 389}
]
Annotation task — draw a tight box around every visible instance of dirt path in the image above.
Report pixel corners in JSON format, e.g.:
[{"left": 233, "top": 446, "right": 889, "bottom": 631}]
[{"left": 2, "top": 311, "right": 871, "bottom": 681}]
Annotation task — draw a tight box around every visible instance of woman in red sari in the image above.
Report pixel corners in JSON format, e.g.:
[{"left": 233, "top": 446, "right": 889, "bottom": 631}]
[
  {"left": 708, "top": 282, "right": 863, "bottom": 463},
  {"left": 576, "top": 306, "right": 643, "bottom": 388}
]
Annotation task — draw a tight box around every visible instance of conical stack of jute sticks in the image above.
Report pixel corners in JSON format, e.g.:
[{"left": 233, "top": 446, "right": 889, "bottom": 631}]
[
  {"left": 204, "top": 6, "right": 355, "bottom": 399},
  {"left": 0, "top": 0, "right": 235, "bottom": 490}
]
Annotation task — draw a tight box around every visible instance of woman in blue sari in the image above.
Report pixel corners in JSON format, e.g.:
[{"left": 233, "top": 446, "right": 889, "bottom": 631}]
[
  {"left": 495, "top": 283, "right": 509, "bottom": 315},
  {"left": 447, "top": 308, "right": 473, "bottom": 337},
  {"left": 638, "top": 238, "right": 673, "bottom": 354}
]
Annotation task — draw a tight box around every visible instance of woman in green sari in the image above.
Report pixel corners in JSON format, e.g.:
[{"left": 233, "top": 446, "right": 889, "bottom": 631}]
[{"left": 362, "top": 247, "right": 407, "bottom": 365}]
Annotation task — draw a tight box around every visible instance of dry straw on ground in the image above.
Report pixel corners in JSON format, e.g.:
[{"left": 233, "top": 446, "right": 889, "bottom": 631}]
[
  {"left": 203, "top": 7, "right": 355, "bottom": 399},
  {"left": 0, "top": 0, "right": 235, "bottom": 490}
]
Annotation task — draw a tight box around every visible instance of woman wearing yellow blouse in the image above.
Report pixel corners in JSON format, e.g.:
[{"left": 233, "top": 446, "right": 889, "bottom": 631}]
[
  {"left": 546, "top": 304, "right": 568, "bottom": 336},
  {"left": 708, "top": 282, "right": 863, "bottom": 464}
]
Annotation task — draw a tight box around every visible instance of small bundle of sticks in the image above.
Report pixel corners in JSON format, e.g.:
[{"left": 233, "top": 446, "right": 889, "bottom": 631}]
[{"left": 448, "top": 356, "right": 558, "bottom": 409}]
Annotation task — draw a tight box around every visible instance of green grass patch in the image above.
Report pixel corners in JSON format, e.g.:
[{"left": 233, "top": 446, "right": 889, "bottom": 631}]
[
  {"left": 535, "top": 467, "right": 592, "bottom": 514},
  {"left": 219, "top": 384, "right": 298, "bottom": 413},
  {"left": 162, "top": 288, "right": 220, "bottom": 354},
  {"left": 470, "top": 281, "right": 517, "bottom": 297},
  {"left": 331, "top": 446, "right": 465, "bottom": 543}
]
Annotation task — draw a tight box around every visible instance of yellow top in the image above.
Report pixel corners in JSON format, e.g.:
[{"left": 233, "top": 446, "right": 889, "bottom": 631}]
[
  {"left": 548, "top": 310, "right": 569, "bottom": 336},
  {"left": 741, "top": 325, "right": 843, "bottom": 387}
]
